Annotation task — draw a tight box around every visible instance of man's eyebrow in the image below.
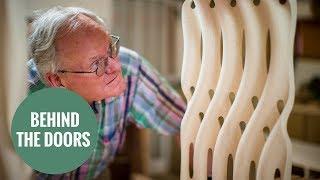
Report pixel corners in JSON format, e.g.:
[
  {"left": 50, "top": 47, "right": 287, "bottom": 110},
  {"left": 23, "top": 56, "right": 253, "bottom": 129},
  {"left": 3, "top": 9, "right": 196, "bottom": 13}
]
[
  {"left": 89, "top": 55, "right": 102, "bottom": 61},
  {"left": 88, "top": 55, "right": 105, "bottom": 66}
]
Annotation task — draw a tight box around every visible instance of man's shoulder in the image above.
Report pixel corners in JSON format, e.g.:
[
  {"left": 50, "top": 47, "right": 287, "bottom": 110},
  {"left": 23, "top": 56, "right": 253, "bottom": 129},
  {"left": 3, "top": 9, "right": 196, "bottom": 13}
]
[
  {"left": 119, "top": 47, "right": 142, "bottom": 77},
  {"left": 27, "top": 59, "right": 46, "bottom": 94}
]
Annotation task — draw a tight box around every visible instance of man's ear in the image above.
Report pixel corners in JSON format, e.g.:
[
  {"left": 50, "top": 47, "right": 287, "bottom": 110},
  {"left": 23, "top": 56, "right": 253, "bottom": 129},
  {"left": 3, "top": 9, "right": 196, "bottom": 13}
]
[{"left": 45, "top": 73, "right": 63, "bottom": 87}]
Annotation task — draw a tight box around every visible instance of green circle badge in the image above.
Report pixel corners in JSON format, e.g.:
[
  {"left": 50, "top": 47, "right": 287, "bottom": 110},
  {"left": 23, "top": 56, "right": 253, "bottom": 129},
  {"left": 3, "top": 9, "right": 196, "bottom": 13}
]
[{"left": 11, "top": 88, "right": 98, "bottom": 174}]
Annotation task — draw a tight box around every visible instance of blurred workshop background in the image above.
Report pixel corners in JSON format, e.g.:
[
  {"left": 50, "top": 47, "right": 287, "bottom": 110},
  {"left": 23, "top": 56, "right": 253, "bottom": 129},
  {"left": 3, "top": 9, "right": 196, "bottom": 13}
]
[{"left": 0, "top": 0, "right": 319, "bottom": 179}]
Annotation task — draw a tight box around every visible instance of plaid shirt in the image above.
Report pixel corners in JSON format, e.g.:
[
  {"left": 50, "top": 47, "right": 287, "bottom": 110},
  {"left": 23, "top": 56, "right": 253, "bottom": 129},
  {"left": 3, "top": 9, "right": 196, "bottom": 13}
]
[{"left": 28, "top": 47, "right": 186, "bottom": 180}]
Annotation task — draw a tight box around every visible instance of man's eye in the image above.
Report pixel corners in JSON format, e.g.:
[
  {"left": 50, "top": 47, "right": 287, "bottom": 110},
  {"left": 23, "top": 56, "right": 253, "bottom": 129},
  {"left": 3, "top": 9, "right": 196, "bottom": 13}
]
[{"left": 91, "top": 61, "right": 99, "bottom": 70}]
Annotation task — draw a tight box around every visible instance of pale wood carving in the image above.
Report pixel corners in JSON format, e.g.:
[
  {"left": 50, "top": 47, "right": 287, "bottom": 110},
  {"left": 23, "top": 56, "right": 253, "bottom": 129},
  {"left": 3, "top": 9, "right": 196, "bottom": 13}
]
[
  {"left": 180, "top": 0, "right": 222, "bottom": 179},
  {"left": 180, "top": 0, "right": 297, "bottom": 179}
]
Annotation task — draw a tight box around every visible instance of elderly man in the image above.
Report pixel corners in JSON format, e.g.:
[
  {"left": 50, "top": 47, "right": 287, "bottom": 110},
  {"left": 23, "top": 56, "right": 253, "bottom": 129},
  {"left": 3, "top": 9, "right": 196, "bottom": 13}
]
[{"left": 28, "top": 6, "right": 186, "bottom": 179}]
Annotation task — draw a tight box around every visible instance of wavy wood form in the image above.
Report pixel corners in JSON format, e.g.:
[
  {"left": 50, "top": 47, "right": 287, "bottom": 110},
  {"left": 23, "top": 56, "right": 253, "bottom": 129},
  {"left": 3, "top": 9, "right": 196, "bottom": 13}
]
[{"left": 180, "top": 0, "right": 297, "bottom": 179}]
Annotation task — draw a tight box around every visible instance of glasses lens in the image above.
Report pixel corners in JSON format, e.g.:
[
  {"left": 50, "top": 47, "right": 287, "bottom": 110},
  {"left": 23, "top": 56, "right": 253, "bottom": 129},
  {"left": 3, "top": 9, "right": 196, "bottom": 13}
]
[{"left": 96, "top": 60, "right": 106, "bottom": 76}]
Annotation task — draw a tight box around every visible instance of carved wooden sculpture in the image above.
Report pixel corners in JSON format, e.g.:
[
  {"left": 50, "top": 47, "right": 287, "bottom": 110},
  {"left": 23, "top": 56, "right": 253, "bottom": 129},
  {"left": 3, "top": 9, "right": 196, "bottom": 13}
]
[
  {"left": 180, "top": 0, "right": 202, "bottom": 102},
  {"left": 180, "top": 0, "right": 222, "bottom": 179},
  {"left": 180, "top": 0, "right": 297, "bottom": 179}
]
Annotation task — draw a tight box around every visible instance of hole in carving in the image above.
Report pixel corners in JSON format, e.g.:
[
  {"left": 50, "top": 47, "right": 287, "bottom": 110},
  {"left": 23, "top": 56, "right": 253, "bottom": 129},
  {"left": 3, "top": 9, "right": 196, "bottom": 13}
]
[
  {"left": 263, "top": 127, "right": 270, "bottom": 140},
  {"left": 210, "top": 0, "right": 215, "bottom": 8},
  {"left": 266, "top": 30, "right": 271, "bottom": 73},
  {"left": 189, "top": 143, "right": 194, "bottom": 178},
  {"left": 249, "top": 161, "right": 256, "bottom": 180},
  {"left": 253, "top": 0, "right": 260, "bottom": 6},
  {"left": 242, "top": 31, "right": 246, "bottom": 69},
  {"left": 239, "top": 121, "right": 246, "bottom": 134},
  {"left": 190, "top": 86, "right": 195, "bottom": 95},
  {"left": 277, "top": 100, "right": 285, "bottom": 114},
  {"left": 191, "top": 1, "right": 196, "bottom": 9},
  {"left": 199, "top": 112, "right": 204, "bottom": 121},
  {"left": 207, "top": 148, "right": 213, "bottom": 178},
  {"left": 230, "top": 0, "right": 236, "bottom": 7},
  {"left": 208, "top": 89, "right": 214, "bottom": 99},
  {"left": 218, "top": 116, "right": 224, "bottom": 127},
  {"left": 227, "top": 154, "right": 233, "bottom": 180},
  {"left": 279, "top": 0, "right": 287, "bottom": 5},
  {"left": 229, "top": 92, "right": 235, "bottom": 105},
  {"left": 251, "top": 96, "right": 259, "bottom": 109},
  {"left": 274, "top": 168, "right": 281, "bottom": 179}
]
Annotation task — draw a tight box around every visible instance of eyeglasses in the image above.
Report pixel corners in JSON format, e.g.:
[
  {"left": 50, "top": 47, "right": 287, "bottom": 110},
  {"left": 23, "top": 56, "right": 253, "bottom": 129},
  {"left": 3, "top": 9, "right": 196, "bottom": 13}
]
[{"left": 57, "top": 34, "right": 120, "bottom": 77}]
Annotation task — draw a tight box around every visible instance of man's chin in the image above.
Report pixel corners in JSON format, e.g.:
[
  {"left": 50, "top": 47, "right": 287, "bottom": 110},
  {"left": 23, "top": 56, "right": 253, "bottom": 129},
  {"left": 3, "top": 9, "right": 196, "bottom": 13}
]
[
  {"left": 112, "top": 80, "right": 127, "bottom": 96},
  {"left": 103, "top": 80, "right": 127, "bottom": 99},
  {"left": 87, "top": 78, "right": 127, "bottom": 103}
]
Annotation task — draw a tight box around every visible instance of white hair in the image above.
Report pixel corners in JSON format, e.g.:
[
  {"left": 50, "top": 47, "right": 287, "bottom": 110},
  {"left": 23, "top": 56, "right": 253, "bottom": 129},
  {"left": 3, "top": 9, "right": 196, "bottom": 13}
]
[{"left": 28, "top": 6, "right": 108, "bottom": 84}]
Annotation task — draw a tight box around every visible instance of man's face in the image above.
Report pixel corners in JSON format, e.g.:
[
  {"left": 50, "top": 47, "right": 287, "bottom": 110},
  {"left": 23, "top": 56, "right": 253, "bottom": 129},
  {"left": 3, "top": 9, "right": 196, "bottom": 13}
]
[{"left": 54, "top": 15, "right": 126, "bottom": 103}]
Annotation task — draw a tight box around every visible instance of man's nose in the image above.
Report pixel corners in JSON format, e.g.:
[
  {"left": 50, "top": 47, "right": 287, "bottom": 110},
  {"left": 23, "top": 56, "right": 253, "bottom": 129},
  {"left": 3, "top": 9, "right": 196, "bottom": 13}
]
[{"left": 106, "top": 57, "right": 121, "bottom": 74}]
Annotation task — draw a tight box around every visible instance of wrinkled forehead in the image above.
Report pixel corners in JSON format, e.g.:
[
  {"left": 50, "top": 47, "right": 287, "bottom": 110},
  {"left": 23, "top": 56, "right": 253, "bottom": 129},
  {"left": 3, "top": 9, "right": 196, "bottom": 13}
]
[
  {"left": 55, "top": 14, "right": 110, "bottom": 67},
  {"left": 56, "top": 14, "right": 110, "bottom": 47}
]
